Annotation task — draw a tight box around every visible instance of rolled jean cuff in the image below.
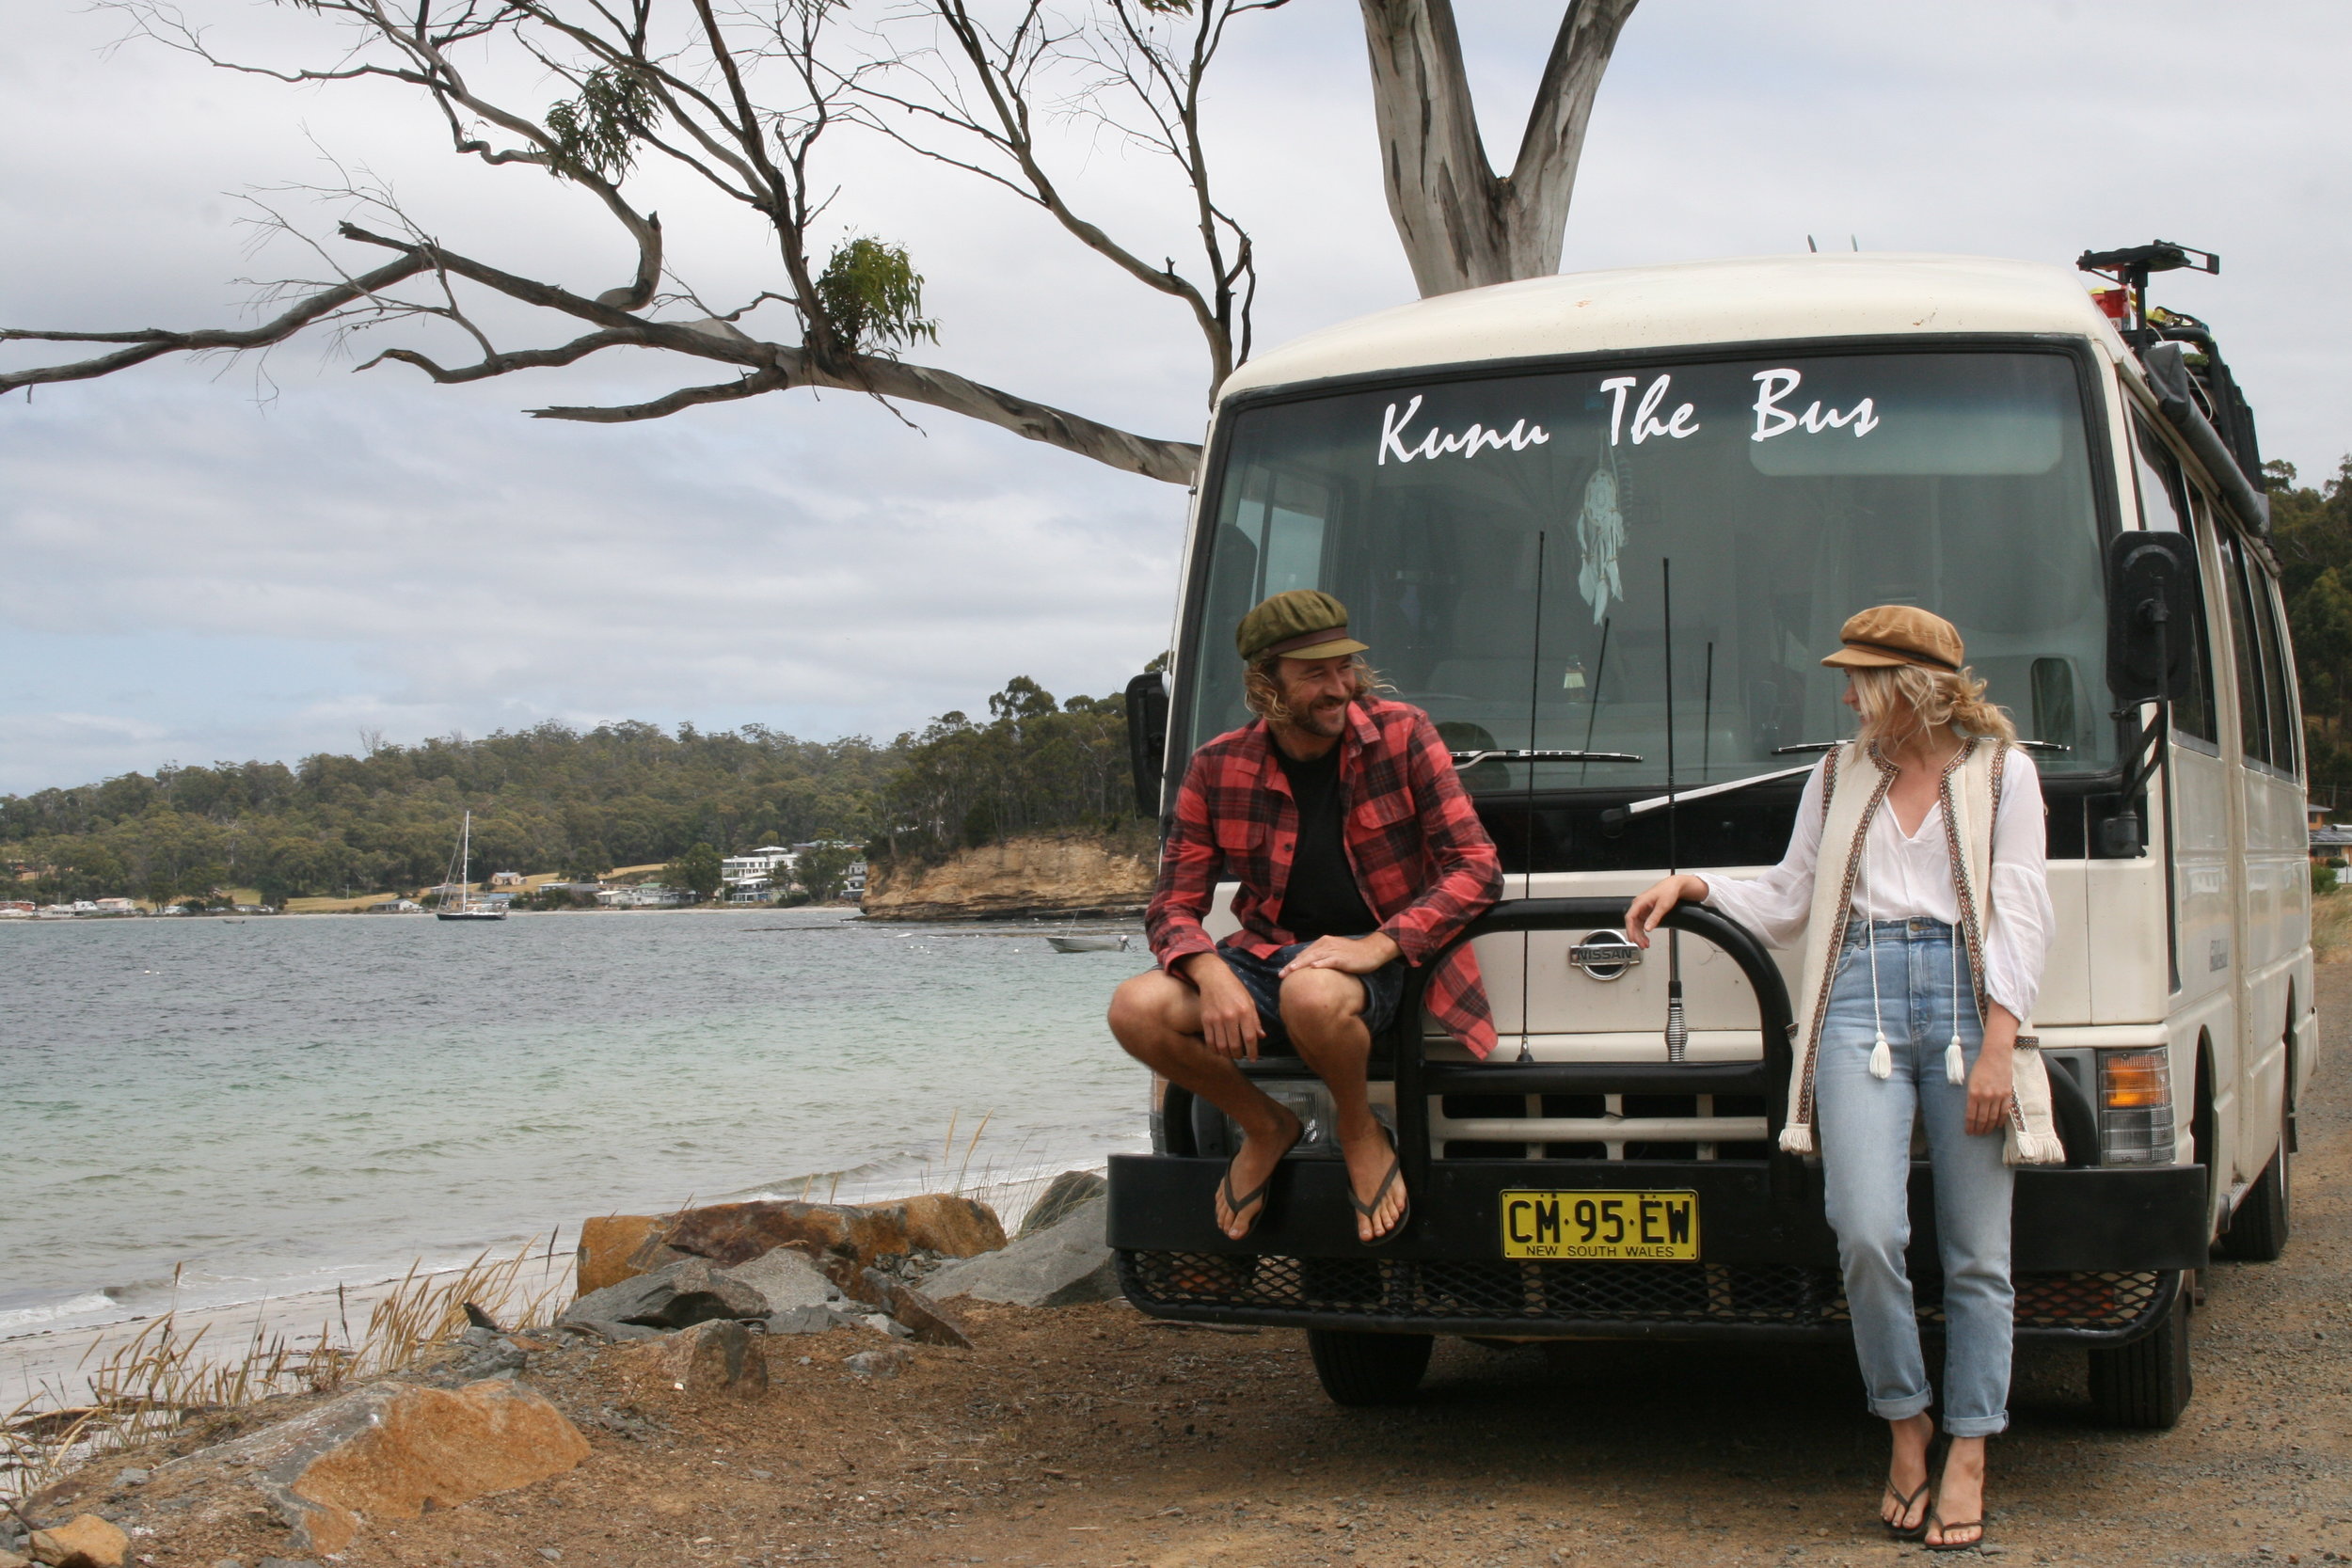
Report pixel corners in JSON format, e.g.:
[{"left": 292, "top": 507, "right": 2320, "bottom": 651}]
[
  {"left": 1867, "top": 1392, "right": 1934, "bottom": 1422},
  {"left": 1942, "top": 1413, "right": 2010, "bottom": 1438}
]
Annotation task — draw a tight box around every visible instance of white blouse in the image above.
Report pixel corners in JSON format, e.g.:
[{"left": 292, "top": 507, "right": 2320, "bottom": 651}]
[{"left": 1697, "top": 748, "right": 2054, "bottom": 1022}]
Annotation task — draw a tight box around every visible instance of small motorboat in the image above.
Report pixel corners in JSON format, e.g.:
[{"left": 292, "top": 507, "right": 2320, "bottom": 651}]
[{"left": 1046, "top": 933, "right": 1132, "bottom": 954}]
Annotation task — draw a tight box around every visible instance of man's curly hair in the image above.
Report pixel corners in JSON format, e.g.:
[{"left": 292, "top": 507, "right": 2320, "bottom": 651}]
[{"left": 1242, "top": 652, "right": 1386, "bottom": 724}]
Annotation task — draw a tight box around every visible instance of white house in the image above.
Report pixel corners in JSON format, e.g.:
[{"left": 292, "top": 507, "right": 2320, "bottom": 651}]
[{"left": 721, "top": 846, "right": 796, "bottom": 889}]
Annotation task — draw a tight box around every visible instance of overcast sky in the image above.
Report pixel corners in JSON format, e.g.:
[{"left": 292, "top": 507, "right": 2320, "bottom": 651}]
[{"left": 5, "top": 1, "right": 2348, "bottom": 798}]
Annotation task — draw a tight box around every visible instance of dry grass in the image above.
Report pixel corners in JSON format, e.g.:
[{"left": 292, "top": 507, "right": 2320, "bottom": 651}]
[
  {"left": 0, "top": 1240, "right": 564, "bottom": 1505},
  {"left": 2315, "top": 887, "right": 2352, "bottom": 963}
]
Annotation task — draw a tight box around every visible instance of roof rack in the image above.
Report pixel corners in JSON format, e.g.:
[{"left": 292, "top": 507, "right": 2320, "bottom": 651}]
[{"left": 2080, "top": 241, "right": 2266, "bottom": 525}]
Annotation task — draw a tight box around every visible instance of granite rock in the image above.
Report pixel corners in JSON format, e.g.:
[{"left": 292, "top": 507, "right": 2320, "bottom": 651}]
[
  {"left": 150, "top": 1379, "right": 589, "bottom": 1554},
  {"left": 761, "top": 1305, "right": 857, "bottom": 1335},
  {"left": 562, "top": 1259, "right": 767, "bottom": 1330},
  {"left": 27, "top": 1517, "right": 127, "bottom": 1568},
  {"left": 620, "top": 1196, "right": 1005, "bottom": 1292},
  {"left": 574, "top": 1214, "right": 665, "bottom": 1295},
  {"left": 1017, "top": 1170, "right": 1107, "bottom": 1239},
  {"left": 859, "top": 1270, "right": 973, "bottom": 1349},
  {"left": 719, "top": 1247, "right": 845, "bottom": 1313},
  {"left": 612, "top": 1319, "right": 767, "bottom": 1400},
  {"left": 921, "top": 1196, "right": 1115, "bottom": 1308}
]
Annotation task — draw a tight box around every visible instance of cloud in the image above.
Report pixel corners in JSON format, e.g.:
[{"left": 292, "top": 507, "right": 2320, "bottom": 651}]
[{"left": 5, "top": 0, "right": 2350, "bottom": 795}]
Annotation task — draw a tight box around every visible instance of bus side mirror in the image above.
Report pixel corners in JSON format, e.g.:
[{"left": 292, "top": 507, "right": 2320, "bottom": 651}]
[
  {"left": 2105, "top": 531, "right": 2200, "bottom": 704},
  {"left": 1125, "top": 671, "right": 1170, "bottom": 817}
]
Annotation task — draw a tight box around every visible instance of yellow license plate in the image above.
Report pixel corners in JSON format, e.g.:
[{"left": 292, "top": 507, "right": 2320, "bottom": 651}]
[{"left": 1500, "top": 1190, "right": 1699, "bottom": 1260}]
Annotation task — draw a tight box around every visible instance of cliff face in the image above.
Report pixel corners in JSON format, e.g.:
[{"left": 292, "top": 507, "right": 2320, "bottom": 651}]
[{"left": 864, "top": 831, "right": 1154, "bottom": 921}]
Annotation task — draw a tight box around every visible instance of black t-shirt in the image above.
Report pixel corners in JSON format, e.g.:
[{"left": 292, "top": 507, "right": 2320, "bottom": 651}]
[{"left": 1275, "top": 742, "right": 1377, "bottom": 941}]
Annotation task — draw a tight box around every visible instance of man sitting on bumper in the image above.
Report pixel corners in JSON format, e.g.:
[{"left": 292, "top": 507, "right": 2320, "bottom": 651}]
[{"left": 1108, "top": 590, "right": 1502, "bottom": 1244}]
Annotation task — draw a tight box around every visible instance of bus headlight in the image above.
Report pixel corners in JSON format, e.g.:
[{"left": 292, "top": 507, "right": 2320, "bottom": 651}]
[{"left": 2097, "top": 1049, "right": 2175, "bottom": 1165}]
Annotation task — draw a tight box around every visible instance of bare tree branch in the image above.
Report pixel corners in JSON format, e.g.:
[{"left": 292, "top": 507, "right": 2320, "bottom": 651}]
[
  {"left": 533, "top": 366, "right": 794, "bottom": 420},
  {"left": 0, "top": 252, "right": 431, "bottom": 392},
  {"left": 2, "top": 0, "right": 1291, "bottom": 485},
  {"left": 1360, "top": 0, "right": 1637, "bottom": 295}
]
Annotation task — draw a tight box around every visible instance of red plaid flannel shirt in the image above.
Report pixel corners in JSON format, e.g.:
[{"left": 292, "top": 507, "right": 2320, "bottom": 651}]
[{"left": 1146, "top": 698, "right": 1503, "bottom": 1056}]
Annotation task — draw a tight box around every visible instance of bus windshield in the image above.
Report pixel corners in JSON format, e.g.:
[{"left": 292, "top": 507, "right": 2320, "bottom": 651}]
[{"left": 1184, "top": 349, "right": 2111, "bottom": 792}]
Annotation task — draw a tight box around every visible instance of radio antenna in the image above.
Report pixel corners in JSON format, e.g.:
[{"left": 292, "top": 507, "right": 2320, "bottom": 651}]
[
  {"left": 1518, "top": 531, "right": 1548, "bottom": 1064},
  {"left": 1701, "top": 641, "right": 1714, "bottom": 782},
  {"left": 1577, "top": 616, "right": 1612, "bottom": 784},
  {"left": 1661, "top": 559, "right": 1688, "bottom": 1064}
]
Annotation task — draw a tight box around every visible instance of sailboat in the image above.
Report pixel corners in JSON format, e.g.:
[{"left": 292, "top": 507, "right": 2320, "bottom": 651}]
[{"left": 435, "top": 811, "right": 508, "bottom": 922}]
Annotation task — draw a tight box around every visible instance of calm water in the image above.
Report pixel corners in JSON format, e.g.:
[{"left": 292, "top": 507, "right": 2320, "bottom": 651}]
[{"left": 0, "top": 910, "right": 1153, "bottom": 1336}]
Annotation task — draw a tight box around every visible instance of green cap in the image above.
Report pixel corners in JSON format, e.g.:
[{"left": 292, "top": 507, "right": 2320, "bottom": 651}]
[{"left": 1236, "top": 589, "right": 1368, "bottom": 662}]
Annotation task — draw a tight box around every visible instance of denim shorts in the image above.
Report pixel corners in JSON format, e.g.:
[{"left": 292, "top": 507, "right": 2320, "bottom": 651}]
[{"left": 1215, "top": 941, "right": 1407, "bottom": 1051}]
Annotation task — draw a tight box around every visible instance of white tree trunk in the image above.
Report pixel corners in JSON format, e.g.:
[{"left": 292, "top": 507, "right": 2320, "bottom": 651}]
[{"left": 1359, "top": 0, "right": 1639, "bottom": 297}]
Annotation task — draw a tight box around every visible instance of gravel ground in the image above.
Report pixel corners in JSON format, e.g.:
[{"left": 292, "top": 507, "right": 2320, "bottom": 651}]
[{"left": 57, "top": 966, "right": 2351, "bottom": 1568}]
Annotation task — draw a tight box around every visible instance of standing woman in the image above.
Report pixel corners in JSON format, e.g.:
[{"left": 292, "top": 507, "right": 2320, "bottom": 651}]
[{"left": 1625, "top": 607, "right": 2061, "bottom": 1552}]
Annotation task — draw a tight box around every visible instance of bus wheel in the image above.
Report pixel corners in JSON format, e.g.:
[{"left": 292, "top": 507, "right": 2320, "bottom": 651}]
[
  {"left": 1308, "top": 1329, "right": 1433, "bottom": 1405},
  {"left": 2217, "top": 1098, "right": 2293, "bottom": 1262},
  {"left": 2088, "top": 1278, "right": 2193, "bottom": 1430}
]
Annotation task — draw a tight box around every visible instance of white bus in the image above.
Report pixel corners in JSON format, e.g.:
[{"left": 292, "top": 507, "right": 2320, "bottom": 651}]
[{"left": 1108, "top": 247, "right": 2311, "bottom": 1430}]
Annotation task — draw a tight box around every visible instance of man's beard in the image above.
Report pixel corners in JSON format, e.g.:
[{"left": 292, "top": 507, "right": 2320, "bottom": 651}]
[{"left": 1291, "top": 691, "right": 1349, "bottom": 736}]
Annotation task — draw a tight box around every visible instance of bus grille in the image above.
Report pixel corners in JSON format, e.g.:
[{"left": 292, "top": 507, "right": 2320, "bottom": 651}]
[{"left": 1117, "top": 1251, "right": 2165, "bottom": 1332}]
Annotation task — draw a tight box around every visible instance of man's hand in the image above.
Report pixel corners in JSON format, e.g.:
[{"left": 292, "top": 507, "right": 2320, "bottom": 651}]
[
  {"left": 1966, "top": 1006, "right": 2021, "bottom": 1136},
  {"left": 1180, "top": 953, "right": 1263, "bottom": 1060},
  {"left": 1278, "top": 932, "right": 1401, "bottom": 977}
]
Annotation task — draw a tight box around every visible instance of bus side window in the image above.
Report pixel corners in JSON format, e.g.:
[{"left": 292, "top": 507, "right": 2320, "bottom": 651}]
[
  {"left": 2255, "top": 568, "right": 2301, "bottom": 777},
  {"left": 2133, "top": 420, "right": 2217, "bottom": 744},
  {"left": 2217, "top": 530, "right": 2273, "bottom": 768}
]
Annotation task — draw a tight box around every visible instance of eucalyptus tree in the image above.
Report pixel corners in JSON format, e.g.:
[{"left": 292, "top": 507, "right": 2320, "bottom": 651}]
[{"left": 2, "top": 0, "right": 1638, "bottom": 484}]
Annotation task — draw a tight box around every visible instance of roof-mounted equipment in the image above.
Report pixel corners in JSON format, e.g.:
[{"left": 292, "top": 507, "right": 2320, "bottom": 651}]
[{"left": 2079, "top": 240, "right": 2265, "bottom": 527}]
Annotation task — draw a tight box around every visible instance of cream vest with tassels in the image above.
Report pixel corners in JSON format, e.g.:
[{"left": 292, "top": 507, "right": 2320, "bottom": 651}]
[{"left": 1778, "top": 737, "right": 2065, "bottom": 1166}]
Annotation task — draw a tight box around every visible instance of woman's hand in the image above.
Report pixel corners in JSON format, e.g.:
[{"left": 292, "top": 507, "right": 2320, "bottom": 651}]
[
  {"left": 1623, "top": 874, "right": 1709, "bottom": 948},
  {"left": 1965, "top": 1006, "right": 2021, "bottom": 1135}
]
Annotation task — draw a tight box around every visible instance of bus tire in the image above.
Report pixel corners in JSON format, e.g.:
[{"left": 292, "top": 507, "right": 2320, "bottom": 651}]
[
  {"left": 1308, "top": 1329, "right": 1433, "bottom": 1405},
  {"left": 2217, "top": 1098, "right": 2292, "bottom": 1262},
  {"left": 2087, "top": 1280, "right": 2193, "bottom": 1430}
]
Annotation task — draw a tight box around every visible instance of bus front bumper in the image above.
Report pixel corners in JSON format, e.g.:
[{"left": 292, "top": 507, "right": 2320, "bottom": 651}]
[{"left": 1105, "top": 1153, "right": 2207, "bottom": 1345}]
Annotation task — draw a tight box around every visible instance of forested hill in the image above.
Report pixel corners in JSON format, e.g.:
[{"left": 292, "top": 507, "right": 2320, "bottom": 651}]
[
  {"left": 0, "top": 676, "right": 1142, "bottom": 907},
  {"left": 0, "top": 721, "right": 901, "bottom": 906}
]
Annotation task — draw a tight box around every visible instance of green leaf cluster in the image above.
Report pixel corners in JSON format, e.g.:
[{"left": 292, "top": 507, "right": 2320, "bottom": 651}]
[
  {"left": 545, "top": 67, "right": 656, "bottom": 182},
  {"left": 816, "top": 236, "right": 938, "bottom": 356},
  {"left": 878, "top": 676, "right": 1137, "bottom": 864},
  {"left": 2268, "top": 455, "right": 2352, "bottom": 796},
  {"left": 661, "top": 841, "right": 727, "bottom": 901}
]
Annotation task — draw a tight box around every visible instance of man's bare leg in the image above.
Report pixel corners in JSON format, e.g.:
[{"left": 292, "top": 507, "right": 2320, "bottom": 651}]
[
  {"left": 1107, "top": 969, "right": 1300, "bottom": 1239},
  {"left": 1279, "top": 969, "right": 1407, "bottom": 1243}
]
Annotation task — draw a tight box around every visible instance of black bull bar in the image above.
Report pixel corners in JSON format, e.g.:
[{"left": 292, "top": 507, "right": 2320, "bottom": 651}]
[{"left": 1107, "top": 898, "right": 2208, "bottom": 1343}]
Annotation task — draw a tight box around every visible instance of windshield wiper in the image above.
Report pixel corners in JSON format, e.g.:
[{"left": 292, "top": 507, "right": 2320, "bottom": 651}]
[
  {"left": 1614, "top": 762, "right": 1818, "bottom": 818},
  {"left": 1775, "top": 737, "right": 2072, "bottom": 755},
  {"left": 1452, "top": 748, "right": 1643, "bottom": 768}
]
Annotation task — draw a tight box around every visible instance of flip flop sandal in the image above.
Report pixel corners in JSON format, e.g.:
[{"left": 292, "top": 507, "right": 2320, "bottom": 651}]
[
  {"left": 1350, "top": 1124, "right": 1411, "bottom": 1246},
  {"left": 1883, "top": 1433, "right": 1944, "bottom": 1540},
  {"left": 1216, "top": 1120, "right": 1302, "bottom": 1241},
  {"left": 1923, "top": 1507, "right": 1985, "bottom": 1552},
  {"left": 1881, "top": 1477, "right": 1932, "bottom": 1540}
]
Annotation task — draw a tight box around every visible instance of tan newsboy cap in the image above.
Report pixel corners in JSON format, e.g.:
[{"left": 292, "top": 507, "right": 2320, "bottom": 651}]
[
  {"left": 1821, "top": 605, "right": 1964, "bottom": 673},
  {"left": 1237, "top": 589, "right": 1369, "bottom": 662}
]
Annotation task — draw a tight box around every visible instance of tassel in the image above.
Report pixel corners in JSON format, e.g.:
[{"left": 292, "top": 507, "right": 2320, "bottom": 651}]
[
  {"left": 2008, "top": 1129, "right": 2068, "bottom": 1166},
  {"left": 1779, "top": 1123, "right": 1815, "bottom": 1155},
  {"left": 1868, "top": 1034, "right": 1892, "bottom": 1081},
  {"left": 1945, "top": 1036, "right": 1967, "bottom": 1086}
]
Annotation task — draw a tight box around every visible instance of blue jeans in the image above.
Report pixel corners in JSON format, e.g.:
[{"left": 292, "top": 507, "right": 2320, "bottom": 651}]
[{"left": 1816, "top": 917, "right": 2014, "bottom": 1437}]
